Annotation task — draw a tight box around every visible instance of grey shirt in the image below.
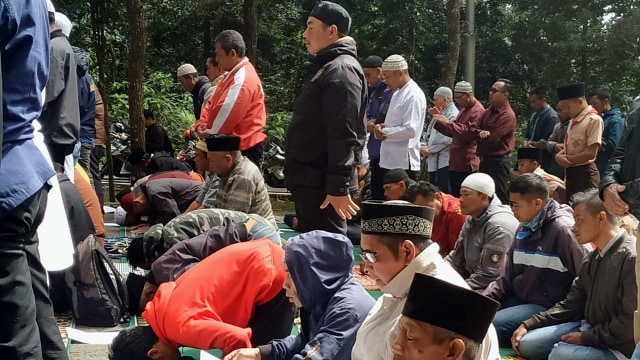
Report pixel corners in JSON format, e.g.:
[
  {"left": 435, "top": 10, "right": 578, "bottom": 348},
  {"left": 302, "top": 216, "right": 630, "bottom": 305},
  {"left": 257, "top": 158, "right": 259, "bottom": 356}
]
[{"left": 196, "top": 172, "right": 219, "bottom": 208}]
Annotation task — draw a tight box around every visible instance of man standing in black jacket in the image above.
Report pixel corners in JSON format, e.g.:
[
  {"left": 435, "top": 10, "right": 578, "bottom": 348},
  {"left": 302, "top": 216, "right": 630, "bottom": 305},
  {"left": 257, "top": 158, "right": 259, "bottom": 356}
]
[
  {"left": 284, "top": 1, "right": 367, "bottom": 235},
  {"left": 600, "top": 96, "right": 640, "bottom": 219}
]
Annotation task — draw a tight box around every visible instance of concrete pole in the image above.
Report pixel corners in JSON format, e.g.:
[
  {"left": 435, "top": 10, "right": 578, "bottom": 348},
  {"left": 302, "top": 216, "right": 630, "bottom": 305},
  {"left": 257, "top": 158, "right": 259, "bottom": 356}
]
[{"left": 464, "top": 0, "right": 476, "bottom": 89}]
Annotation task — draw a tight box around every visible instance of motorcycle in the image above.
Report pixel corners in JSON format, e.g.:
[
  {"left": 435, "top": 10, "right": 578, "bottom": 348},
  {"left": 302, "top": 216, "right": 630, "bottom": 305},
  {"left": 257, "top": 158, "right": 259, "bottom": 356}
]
[
  {"left": 100, "top": 123, "right": 131, "bottom": 178},
  {"left": 262, "top": 143, "right": 286, "bottom": 188},
  {"left": 177, "top": 139, "right": 197, "bottom": 171}
]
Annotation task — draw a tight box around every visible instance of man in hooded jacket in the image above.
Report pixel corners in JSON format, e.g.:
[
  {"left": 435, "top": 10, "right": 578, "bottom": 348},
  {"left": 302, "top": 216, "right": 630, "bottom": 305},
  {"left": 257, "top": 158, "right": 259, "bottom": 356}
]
[
  {"left": 284, "top": 1, "right": 367, "bottom": 235},
  {"left": 225, "top": 231, "right": 375, "bottom": 360}
]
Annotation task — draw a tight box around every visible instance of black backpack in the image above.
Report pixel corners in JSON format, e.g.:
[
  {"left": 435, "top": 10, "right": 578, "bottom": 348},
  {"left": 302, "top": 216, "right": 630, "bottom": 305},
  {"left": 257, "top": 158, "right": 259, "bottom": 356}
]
[{"left": 65, "top": 234, "right": 129, "bottom": 327}]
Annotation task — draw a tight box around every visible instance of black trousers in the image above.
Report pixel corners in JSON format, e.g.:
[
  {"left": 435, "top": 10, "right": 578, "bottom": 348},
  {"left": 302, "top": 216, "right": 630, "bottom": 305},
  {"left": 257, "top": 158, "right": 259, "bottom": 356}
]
[
  {"left": 479, "top": 156, "right": 511, "bottom": 205},
  {"left": 90, "top": 145, "right": 104, "bottom": 209},
  {"left": 248, "top": 289, "right": 296, "bottom": 346},
  {"left": 0, "top": 187, "right": 68, "bottom": 360},
  {"left": 565, "top": 163, "right": 600, "bottom": 202},
  {"left": 449, "top": 171, "right": 472, "bottom": 198},
  {"left": 290, "top": 187, "right": 347, "bottom": 235},
  {"left": 369, "top": 158, "right": 385, "bottom": 201},
  {"left": 242, "top": 142, "right": 264, "bottom": 168}
]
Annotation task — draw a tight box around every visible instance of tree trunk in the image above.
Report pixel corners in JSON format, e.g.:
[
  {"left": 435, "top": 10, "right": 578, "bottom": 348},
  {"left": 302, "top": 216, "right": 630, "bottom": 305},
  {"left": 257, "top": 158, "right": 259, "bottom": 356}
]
[
  {"left": 202, "top": 17, "right": 212, "bottom": 66},
  {"left": 440, "top": 0, "right": 463, "bottom": 89},
  {"left": 125, "top": 0, "right": 147, "bottom": 164},
  {"left": 243, "top": 0, "right": 258, "bottom": 64},
  {"left": 90, "top": 0, "right": 115, "bottom": 200}
]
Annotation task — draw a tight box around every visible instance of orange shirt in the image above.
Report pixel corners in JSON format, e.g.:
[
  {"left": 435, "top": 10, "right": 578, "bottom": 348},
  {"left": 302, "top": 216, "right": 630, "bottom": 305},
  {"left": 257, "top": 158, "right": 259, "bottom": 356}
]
[
  {"left": 73, "top": 168, "right": 104, "bottom": 238},
  {"left": 143, "top": 240, "right": 286, "bottom": 354},
  {"left": 432, "top": 194, "right": 467, "bottom": 256}
]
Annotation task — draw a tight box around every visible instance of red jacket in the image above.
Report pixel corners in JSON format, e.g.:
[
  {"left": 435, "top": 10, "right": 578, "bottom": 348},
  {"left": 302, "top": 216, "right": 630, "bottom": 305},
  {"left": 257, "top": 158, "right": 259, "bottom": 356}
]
[
  {"left": 143, "top": 240, "right": 286, "bottom": 354},
  {"left": 432, "top": 194, "right": 467, "bottom": 256},
  {"left": 195, "top": 58, "right": 267, "bottom": 151}
]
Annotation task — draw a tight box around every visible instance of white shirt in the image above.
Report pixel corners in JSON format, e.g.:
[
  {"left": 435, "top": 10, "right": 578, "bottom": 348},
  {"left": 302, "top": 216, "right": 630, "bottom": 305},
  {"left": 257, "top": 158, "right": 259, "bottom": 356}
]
[
  {"left": 379, "top": 79, "right": 427, "bottom": 171},
  {"left": 351, "top": 243, "right": 501, "bottom": 360},
  {"left": 425, "top": 102, "right": 458, "bottom": 170}
]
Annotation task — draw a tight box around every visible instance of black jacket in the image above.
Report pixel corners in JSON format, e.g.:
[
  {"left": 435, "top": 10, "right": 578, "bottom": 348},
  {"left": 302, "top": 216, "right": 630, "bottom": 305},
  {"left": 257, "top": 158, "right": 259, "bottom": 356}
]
[
  {"left": 145, "top": 123, "right": 173, "bottom": 155},
  {"left": 284, "top": 38, "right": 367, "bottom": 196},
  {"left": 57, "top": 174, "right": 95, "bottom": 246},
  {"left": 192, "top": 76, "right": 211, "bottom": 120},
  {"left": 600, "top": 105, "right": 640, "bottom": 218},
  {"left": 40, "top": 30, "right": 80, "bottom": 147}
]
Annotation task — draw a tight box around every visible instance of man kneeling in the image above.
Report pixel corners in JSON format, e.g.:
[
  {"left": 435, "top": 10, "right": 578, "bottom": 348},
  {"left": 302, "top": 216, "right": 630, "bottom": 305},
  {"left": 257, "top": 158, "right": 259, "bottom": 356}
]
[
  {"left": 225, "top": 231, "right": 376, "bottom": 360},
  {"left": 391, "top": 273, "right": 499, "bottom": 360},
  {"left": 109, "top": 240, "right": 296, "bottom": 359}
]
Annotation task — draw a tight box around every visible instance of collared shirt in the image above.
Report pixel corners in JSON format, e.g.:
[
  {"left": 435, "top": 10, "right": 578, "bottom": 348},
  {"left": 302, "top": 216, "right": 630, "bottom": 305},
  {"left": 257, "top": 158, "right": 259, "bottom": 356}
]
[
  {"left": 379, "top": 79, "right": 427, "bottom": 171},
  {"left": 425, "top": 102, "right": 458, "bottom": 170},
  {"left": 0, "top": 1, "right": 55, "bottom": 217},
  {"left": 195, "top": 172, "right": 219, "bottom": 208},
  {"left": 213, "top": 156, "right": 276, "bottom": 228},
  {"left": 564, "top": 105, "right": 603, "bottom": 164},
  {"left": 477, "top": 102, "right": 517, "bottom": 157},
  {"left": 598, "top": 229, "right": 625, "bottom": 258},
  {"left": 433, "top": 99, "right": 485, "bottom": 172}
]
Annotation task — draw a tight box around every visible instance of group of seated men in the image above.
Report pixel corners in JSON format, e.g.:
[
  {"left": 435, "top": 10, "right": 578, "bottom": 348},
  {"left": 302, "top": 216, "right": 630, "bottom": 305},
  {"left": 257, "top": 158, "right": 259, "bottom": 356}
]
[{"left": 104, "top": 152, "right": 637, "bottom": 360}]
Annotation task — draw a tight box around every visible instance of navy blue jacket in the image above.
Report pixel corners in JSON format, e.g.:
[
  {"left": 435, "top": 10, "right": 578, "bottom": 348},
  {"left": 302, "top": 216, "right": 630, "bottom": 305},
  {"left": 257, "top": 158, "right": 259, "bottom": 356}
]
[
  {"left": 73, "top": 47, "right": 96, "bottom": 140},
  {"left": 596, "top": 107, "right": 624, "bottom": 175},
  {"left": 259, "top": 231, "right": 375, "bottom": 360}
]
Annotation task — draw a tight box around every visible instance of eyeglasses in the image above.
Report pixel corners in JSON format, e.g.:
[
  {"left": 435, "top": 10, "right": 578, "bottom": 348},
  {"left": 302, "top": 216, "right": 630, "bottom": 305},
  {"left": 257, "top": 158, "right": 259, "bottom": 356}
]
[
  {"left": 454, "top": 93, "right": 466, "bottom": 99},
  {"left": 359, "top": 250, "right": 379, "bottom": 264},
  {"left": 489, "top": 87, "right": 506, "bottom": 94}
]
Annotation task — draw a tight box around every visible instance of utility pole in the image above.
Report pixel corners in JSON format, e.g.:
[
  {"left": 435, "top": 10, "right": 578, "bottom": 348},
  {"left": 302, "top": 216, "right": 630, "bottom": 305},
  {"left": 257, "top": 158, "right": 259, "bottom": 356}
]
[{"left": 463, "top": 0, "right": 476, "bottom": 89}]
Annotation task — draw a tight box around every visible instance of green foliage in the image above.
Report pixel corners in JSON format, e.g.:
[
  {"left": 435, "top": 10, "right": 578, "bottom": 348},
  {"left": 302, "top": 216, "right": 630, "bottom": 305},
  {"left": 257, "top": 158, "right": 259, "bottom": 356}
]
[
  {"left": 264, "top": 112, "right": 292, "bottom": 148},
  {"left": 109, "top": 71, "right": 193, "bottom": 147}
]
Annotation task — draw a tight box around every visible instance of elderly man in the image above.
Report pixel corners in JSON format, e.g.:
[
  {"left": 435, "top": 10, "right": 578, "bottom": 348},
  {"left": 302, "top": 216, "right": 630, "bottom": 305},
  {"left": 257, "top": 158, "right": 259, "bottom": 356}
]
[
  {"left": 422, "top": 86, "right": 458, "bottom": 193},
  {"left": 375, "top": 54, "right": 427, "bottom": 182},
  {"left": 513, "top": 189, "right": 636, "bottom": 360},
  {"left": 445, "top": 173, "right": 519, "bottom": 291},
  {"left": 206, "top": 134, "right": 276, "bottom": 228},
  {"left": 524, "top": 87, "right": 559, "bottom": 173},
  {"left": 0, "top": 1, "right": 68, "bottom": 357},
  {"left": 516, "top": 147, "right": 566, "bottom": 203},
  {"left": 362, "top": 55, "right": 392, "bottom": 200},
  {"left": 392, "top": 273, "right": 500, "bottom": 360},
  {"left": 483, "top": 174, "right": 590, "bottom": 347},
  {"left": 588, "top": 88, "right": 624, "bottom": 176},
  {"left": 185, "top": 140, "right": 219, "bottom": 212},
  {"left": 351, "top": 200, "right": 500, "bottom": 360},
  {"left": 194, "top": 30, "right": 267, "bottom": 166},
  {"left": 433, "top": 81, "right": 485, "bottom": 197},
  {"left": 475, "top": 78, "right": 517, "bottom": 205},
  {"left": 285, "top": 1, "right": 367, "bottom": 235},
  {"left": 177, "top": 63, "right": 211, "bottom": 120},
  {"left": 406, "top": 181, "right": 467, "bottom": 257},
  {"left": 555, "top": 82, "right": 604, "bottom": 200}
]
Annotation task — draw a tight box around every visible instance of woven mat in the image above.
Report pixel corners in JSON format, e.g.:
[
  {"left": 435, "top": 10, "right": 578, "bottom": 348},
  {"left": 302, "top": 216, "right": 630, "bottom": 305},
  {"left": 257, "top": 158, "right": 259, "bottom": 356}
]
[{"left": 352, "top": 265, "right": 379, "bottom": 291}]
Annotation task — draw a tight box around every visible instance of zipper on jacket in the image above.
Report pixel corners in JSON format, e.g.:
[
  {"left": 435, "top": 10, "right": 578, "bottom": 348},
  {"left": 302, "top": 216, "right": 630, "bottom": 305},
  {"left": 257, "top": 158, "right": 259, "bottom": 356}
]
[{"left": 302, "top": 340, "right": 321, "bottom": 359}]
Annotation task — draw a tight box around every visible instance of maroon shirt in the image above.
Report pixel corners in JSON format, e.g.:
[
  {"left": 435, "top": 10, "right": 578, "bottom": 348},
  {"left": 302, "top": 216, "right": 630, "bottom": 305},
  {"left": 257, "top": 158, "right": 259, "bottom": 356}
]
[
  {"left": 434, "top": 99, "right": 485, "bottom": 172},
  {"left": 476, "top": 103, "right": 516, "bottom": 157}
]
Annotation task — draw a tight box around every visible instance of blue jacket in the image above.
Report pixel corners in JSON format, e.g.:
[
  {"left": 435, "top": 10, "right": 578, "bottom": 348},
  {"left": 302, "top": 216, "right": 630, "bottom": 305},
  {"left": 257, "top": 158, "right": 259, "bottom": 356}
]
[
  {"left": 260, "top": 231, "right": 375, "bottom": 360},
  {"left": 365, "top": 80, "right": 391, "bottom": 159},
  {"left": 0, "top": 0, "right": 55, "bottom": 217},
  {"left": 596, "top": 107, "right": 624, "bottom": 175},
  {"left": 73, "top": 47, "right": 96, "bottom": 141}
]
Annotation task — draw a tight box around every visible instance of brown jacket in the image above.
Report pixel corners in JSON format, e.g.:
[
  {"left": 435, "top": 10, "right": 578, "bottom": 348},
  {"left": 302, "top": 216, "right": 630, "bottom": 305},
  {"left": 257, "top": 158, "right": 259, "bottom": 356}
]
[{"left": 94, "top": 88, "right": 105, "bottom": 145}]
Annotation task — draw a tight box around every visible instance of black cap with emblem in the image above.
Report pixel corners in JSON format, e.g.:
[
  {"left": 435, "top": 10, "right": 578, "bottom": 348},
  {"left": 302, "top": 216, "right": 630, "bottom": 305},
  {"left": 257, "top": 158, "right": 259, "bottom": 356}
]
[
  {"left": 361, "top": 200, "right": 434, "bottom": 238},
  {"left": 402, "top": 273, "right": 500, "bottom": 343}
]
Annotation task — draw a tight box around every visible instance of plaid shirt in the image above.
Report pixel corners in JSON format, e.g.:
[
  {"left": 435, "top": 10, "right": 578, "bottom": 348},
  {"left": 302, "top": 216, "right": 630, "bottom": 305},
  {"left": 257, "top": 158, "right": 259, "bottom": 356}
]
[{"left": 213, "top": 156, "right": 276, "bottom": 227}]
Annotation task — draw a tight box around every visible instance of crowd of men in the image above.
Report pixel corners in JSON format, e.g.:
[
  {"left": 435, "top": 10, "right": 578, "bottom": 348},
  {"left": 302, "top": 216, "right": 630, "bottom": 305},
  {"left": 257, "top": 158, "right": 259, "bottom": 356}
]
[{"left": 2, "top": 0, "right": 640, "bottom": 360}]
